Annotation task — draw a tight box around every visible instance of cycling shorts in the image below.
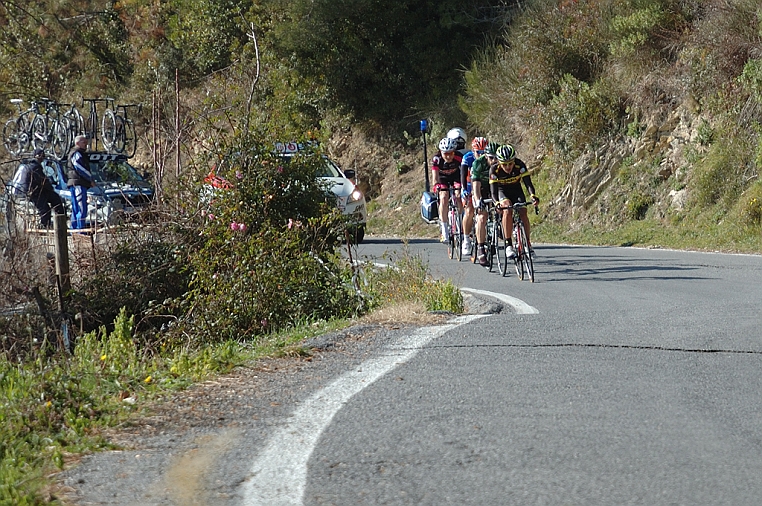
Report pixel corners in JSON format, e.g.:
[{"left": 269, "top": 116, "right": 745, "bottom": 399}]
[
  {"left": 496, "top": 184, "right": 527, "bottom": 206},
  {"left": 435, "top": 171, "right": 462, "bottom": 191}
]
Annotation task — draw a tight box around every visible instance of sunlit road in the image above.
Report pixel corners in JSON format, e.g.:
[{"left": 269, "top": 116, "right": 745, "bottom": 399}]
[{"left": 243, "top": 238, "right": 762, "bottom": 505}]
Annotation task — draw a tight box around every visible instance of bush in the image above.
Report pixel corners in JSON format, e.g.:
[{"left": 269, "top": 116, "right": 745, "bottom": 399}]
[{"left": 175, "top": 135, "right": 363, "bottom": 344}]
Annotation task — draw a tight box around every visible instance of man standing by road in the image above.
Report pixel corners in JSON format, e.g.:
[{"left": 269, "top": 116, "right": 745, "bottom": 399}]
[
  {"left": 67, "top": 135, "right": 95, "bottom": 230},
  {"left": 27, "top": 148, "right": 65, "bottom": 228}
]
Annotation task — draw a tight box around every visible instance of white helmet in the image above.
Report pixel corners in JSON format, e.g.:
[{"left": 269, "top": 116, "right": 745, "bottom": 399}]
[
  {"left": 438, "top": 137, "right": 458, "bottom": 153},
  {"left": 447, "top": 127, "right": 467, "bottom": 150}
]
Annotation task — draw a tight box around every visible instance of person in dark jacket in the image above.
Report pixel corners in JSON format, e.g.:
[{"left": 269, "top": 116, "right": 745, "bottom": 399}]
[
  {"left": 27, "top": 148, "right": 65, "bottom": 228},
  {"left": 67, "top": 135, "right": 95, "bottom": 229}
]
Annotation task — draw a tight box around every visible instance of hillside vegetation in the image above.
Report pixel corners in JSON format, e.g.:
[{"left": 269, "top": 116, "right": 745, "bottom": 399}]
[{"left": 2, "top": 1, "right": 762, "bottom": 500}]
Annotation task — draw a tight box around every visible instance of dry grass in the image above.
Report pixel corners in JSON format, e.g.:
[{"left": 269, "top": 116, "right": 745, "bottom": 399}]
[{"left": 359, "top": 300, "right": 449, "bottom": 326}]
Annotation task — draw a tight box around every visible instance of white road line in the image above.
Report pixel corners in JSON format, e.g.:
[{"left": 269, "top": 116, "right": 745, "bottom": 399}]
[
  {"left": 460, "top": 287, "right": 539, "bottom": 314},
  {"left": 240, "top": 314, "right": 486, "bottom": 506}
]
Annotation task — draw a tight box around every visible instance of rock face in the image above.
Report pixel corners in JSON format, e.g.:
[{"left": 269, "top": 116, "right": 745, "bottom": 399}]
[{"left": 556, "top": 101, "right": 704, "bottom": 214}]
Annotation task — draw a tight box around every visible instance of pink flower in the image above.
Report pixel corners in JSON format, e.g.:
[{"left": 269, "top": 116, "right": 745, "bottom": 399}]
[
  {"left": 238, "top": 223, "right": 247, "bottom": 232},
  {"left": 236, "top": 170, "right": 243, "bottom": 179},
  {"left": 261, "top": 319, "right": 268, "bottom": 328},
  {"left": 208, "top": 213, "right": 216, "bottom": 220},
  {"left": 287, "top": 218, "right": 294, "bottom": 229},
  {"left": 277, "top": 166, "right": 284, "bottom": 173},
  {"left": 230, "top": 222, "right": 238, "bottom": 231}
]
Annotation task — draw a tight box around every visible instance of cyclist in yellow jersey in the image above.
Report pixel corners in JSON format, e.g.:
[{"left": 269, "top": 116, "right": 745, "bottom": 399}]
[{"left": 489, "top": 144, "right": 539, "bottom": 259}]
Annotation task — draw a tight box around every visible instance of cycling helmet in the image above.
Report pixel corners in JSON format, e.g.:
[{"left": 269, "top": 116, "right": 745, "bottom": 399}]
[
  {"left": 484, "top": 142, "right": 500, "bottom": 156},
  {"left": 471, "top": 137, "right": 488, "bottom": 152},
  {"left": 446, "top": 127, "right": 467, "bottom": 149},
  {"left": 438, "top": 137, "right": 458, "bottom": 153},
  {"left": 496, "top": 144, "right": 516, "bottom": 163}
]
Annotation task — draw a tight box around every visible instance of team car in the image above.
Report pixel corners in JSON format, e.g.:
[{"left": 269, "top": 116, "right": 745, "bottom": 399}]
[
  {"left": 3, "top": 152, "right": 154, "bottom": 230},
  {"left": 204, "top": 142, "right": 368, "bottom": 242}
]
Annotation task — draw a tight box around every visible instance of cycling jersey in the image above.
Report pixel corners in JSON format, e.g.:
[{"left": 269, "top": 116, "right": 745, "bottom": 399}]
[
  {"left": 432, "top": 150, "right": 464, "bottom": 189},
  {"left": 489, "top": 157, "right": 535, "bottom": 204}
]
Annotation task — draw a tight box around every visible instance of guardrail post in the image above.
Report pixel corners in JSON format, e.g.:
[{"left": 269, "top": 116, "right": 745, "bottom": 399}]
[{"left": 53, "top": 213, "right": 71, "bottom": 309}]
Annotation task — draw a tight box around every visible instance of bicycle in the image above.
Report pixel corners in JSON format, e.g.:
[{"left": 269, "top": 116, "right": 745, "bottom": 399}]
[
  {"left": 30, "top": 98, "right": 71, "bottom": 159},
  {"left": 445, "top": 186, "right": 464, "bottom": 261},
  {"left": 105, "top": 103, "right": 140, "bottom": 157},
  {"left": 62, "top": 102, "right": 85, "bottom": 145},
  {"left": 3, "top": 99, "right": 42, "bottom": 156},
  {"left": 82, "top": 97, "right": 111, "bottom": 151},
  {"left": 505, "top": 201, "right": 538, "bottom": 282}
]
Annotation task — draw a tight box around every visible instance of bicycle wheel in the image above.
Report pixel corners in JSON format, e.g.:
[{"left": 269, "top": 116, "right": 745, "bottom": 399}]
[
  {"left": 101, "top": 108, "right": 117, "bottom": 151},
  {"left": 3, "top": 119, "right": 23, "bottom": 156},
  {"left": 453, "top": 211, "right": 463, "bottom": 261},
  {"left": 51, "top": 118, "right": 70, "bottom": 159},
  {"left": 113, "top": 115, "right": 127, "bottom": 153},
  {"left": 518, "top": 221, "right": 535, "bottom": 282},
  {"left": 488, "top": 217, "right": 500, "bottom": 272},
  {"left": 123, "top": 119, "right": 137, "bottom": 158},
  {"left": 65, "top": 107, "right": 84, "bottom": 138},
  {"left": 496, "top": 225, "right": 508, "bottom": 276},
  {"left": 30, "top": 116, "right": 48, "bottom": 151},
  {"left": 513, "top": 222, "right": 525, "bottom": 281}
]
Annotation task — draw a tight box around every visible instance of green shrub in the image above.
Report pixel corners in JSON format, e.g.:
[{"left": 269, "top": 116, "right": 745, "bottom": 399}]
[
  {"left": 543, "top": 74, "right": 624, "bottom": 160},
  {"left": 609, "top": 4, "right": 665, "bottom": 58},
  {"left": 177, "top": 135, "right": 363, "bottom": 344}
]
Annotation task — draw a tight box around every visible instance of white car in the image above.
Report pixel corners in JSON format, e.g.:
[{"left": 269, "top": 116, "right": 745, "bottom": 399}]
[{"left": 205, "top": 145, "right": 368, "bottom": 242}]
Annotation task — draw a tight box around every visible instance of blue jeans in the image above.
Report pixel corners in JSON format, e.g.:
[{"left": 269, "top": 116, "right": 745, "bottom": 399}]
[{"left": 70, "top": 186, "right": 88, "bottom": 229}]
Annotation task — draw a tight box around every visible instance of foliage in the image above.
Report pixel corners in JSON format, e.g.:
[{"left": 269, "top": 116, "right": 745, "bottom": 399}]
[
  {"left": 177, "top": 134, "right": 363, "bottom": 343},
  {"left": 269, "top": 0, "right": 502, "bottom": 123},
  {"left": 68, "top": 223, "right": 196, "bottom": 334},
  {"left": 543, "top": 74, "right": 624, "bottom": 160},
  {"left": 363, "top": 248, "right": 464, "bottom": 314},
  {"left": 609, "top": 3, "right": 665, "bottom": 58}
]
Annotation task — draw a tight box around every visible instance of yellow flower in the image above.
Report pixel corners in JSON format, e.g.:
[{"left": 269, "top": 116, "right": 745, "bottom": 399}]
[
  {"left": 144, "top": 376, "right": 153, "bottom": 384},
  {"left": 100, "top": 354, "right": 107, "bottom": 361},
  {"left": 45, "top": 401, "right": 52, "bottom": 408}
]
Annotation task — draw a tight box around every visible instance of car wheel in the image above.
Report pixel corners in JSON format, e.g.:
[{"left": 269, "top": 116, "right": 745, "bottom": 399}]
[{"left": 349, "top": 225, "right": 365, "bottom": 244}]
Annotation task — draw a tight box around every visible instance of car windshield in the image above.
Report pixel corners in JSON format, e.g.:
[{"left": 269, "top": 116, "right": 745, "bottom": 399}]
[
  {"left": 277, "top": 154, "right": 343, "bottom": 178},
  {"left": 91, "top": 160, "right": 144, "bottom": 184},
  {"left": 315, "top": 157, "right": 342, "bottom": 178}
]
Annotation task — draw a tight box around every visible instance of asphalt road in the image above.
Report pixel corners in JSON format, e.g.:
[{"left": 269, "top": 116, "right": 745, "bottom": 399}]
[
  {"left": 62, "top": 237, "right": 762, "bottom": 506},
  {"left": 256, "top": 238, "right": 762, "bottom": 505}
]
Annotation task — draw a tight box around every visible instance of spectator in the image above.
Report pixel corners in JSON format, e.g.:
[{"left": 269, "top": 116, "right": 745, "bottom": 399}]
[
  {"left": 27, "top": 148, "right": 65, "bottom": 228},
  {"left": 67, "top": 135, "right": 95, "bottom": 229}
]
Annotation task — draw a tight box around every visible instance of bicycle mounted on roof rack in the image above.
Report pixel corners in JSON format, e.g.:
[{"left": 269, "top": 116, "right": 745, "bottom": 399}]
[{"left": 3, "top": 97, "right": 142, "bottom": 159}]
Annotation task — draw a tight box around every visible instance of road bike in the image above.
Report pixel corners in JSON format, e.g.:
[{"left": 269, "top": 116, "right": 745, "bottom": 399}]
[
  {"left": 30, "top": 99, "right": 71, "bottom": 160},
  {"left": 3, "top": 99, "right": 42, "bottom": 156},
  {"left": 103, "top": 103, "right": 140, "bottom": 157},
  {"left": 62, "top": 103, "right": 85, "bottom": 146},
  {"left": 82, "top": 97, "right": 112, "bottom": 151},
  {"left": 445, "top": 186, "right": 464, "bottom": 261},
  {"left": 506, "top": 201, "right": 537, "bottom": 282}
]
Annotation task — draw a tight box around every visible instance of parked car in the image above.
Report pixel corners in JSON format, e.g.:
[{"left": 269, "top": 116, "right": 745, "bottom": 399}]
[
  {"left": 204, "top": 145, "right": 368, "bottom": 242},
  {"left": 2, "top": 152, "right": 154, "bottom": 230}
]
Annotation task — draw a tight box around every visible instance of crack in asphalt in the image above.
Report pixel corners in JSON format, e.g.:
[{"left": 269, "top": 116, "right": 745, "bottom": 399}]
[{"left": 422, "top": 343, "right": 762, "bottom": 355}]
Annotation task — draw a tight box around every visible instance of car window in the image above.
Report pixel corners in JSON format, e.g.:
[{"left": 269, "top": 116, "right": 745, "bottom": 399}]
[
  {"left": 92, "top": 160, "right": 143, "bottom": 184},
  {"left": 41, "top": 160, "right": 60, "bottom": 185},
  {"left": 316, "top": 157, "right": 342, "bottom": 178}
]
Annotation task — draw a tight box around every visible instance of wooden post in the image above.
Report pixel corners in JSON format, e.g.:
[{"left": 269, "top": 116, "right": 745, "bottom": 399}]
[{"left": 53, "top": 213, "right": 71, "bottom": 310}]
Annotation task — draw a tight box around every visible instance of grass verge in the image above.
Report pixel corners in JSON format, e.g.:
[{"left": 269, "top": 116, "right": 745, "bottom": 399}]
[{"left": 0, "top": 249, "right": 462, "bottom": 504}]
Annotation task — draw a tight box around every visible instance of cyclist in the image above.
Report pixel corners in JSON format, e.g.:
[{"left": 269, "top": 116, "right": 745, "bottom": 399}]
[
  {"left": 431, "top": 136, "right": 463, "bottom": 242},
  {"left": 461, "top": 136, "right": 488, "bottom": 259},
  {"left": 489, "top": 144, "right": 539, "bottom": 259},
  {"left": 470, "top": 141, "right": 499, "bottom": 266}
]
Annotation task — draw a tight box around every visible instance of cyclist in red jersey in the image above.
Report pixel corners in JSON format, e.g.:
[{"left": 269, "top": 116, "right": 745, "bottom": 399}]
[{"left": 431, "top": 137, "right": 464, "bottom": 241}]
